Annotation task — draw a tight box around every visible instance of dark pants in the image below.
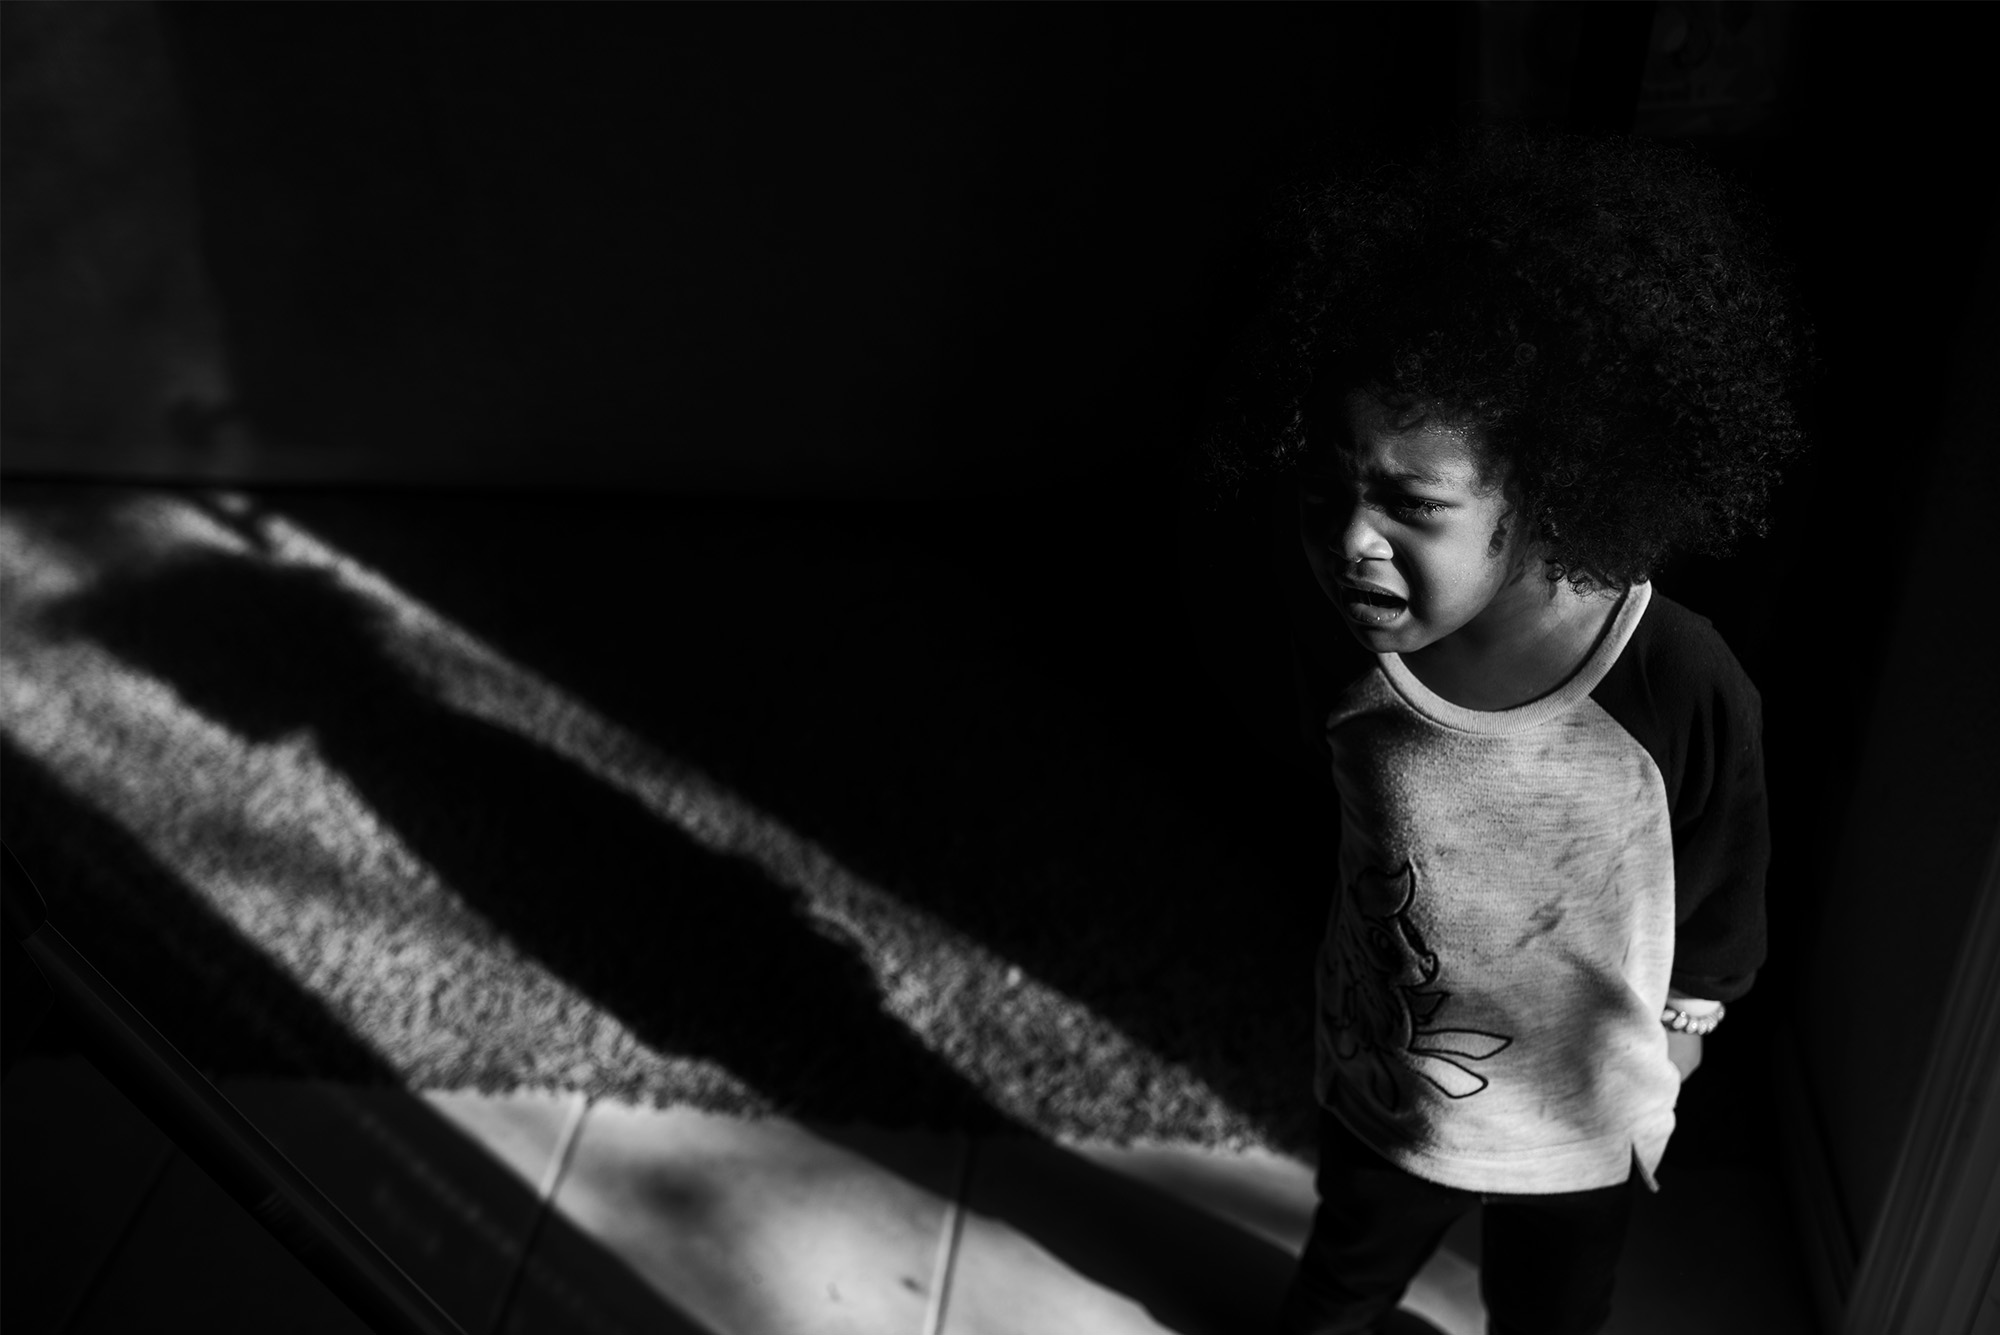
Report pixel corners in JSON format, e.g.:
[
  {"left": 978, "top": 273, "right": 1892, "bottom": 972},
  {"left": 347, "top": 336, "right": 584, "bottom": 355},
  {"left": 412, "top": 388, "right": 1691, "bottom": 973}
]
[{"left": 1278, "top": 1111, "right": 1638, "bottom": 1335}]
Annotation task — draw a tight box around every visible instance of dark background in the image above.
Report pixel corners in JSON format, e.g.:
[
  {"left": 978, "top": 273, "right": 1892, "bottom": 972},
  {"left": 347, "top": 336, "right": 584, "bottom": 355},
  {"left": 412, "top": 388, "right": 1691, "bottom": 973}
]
[{"left": 5, "top": 2, "right": 1996, "bottom": 1321}]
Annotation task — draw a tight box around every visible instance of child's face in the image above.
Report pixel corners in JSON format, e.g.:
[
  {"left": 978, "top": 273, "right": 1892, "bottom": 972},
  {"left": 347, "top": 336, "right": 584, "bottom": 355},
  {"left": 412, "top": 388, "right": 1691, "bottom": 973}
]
[{"left": 1297, "top": 392, "right": 1531, "bottom": 655}]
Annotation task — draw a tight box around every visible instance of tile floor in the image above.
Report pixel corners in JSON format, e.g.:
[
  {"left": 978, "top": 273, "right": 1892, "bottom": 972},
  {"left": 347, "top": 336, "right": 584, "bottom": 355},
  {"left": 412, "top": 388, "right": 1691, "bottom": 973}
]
[{"left": 2, "top": 1055, "right": 1816, "bottom": 1334}]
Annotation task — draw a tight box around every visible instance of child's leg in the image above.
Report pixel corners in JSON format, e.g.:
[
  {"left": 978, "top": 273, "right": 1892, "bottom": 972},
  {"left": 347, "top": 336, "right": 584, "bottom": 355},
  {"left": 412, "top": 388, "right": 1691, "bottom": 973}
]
[
  {"left": 1278, "top": 1110, "right": 1475, "bottom": 1335},
  {"left": 1478, "top": 1175, "right": 1639, "bottom": 1335}
]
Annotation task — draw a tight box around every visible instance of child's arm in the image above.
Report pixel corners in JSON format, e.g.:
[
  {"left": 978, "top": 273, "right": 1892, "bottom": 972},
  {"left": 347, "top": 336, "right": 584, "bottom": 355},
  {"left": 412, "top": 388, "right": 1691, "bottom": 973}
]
[
  {"left": 1666, "top": 677, "right": 1768, "bottom": 1005},
  {"left": 1655, "top": 615, "right": 1769, "bottom": 1091},
  {"left": 1594, "top": 597, "right": 1772, "bottom": 1017}
]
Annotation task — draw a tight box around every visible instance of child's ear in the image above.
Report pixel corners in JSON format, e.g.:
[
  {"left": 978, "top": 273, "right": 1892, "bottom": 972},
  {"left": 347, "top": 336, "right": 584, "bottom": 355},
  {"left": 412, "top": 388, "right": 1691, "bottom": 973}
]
[{"left": 1487, "top": 496, "right": 1532, "bottom": 560}]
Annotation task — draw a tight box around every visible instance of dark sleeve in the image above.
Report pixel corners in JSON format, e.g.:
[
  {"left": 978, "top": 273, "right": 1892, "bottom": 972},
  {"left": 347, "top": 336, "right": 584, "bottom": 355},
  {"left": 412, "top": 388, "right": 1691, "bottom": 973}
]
[
  {"left": 1592, "top": 595, "right": 1770, "bottom": 1003},
  {"left": 1667, "top": 673, "right": 1769, "bottom": 1001}
]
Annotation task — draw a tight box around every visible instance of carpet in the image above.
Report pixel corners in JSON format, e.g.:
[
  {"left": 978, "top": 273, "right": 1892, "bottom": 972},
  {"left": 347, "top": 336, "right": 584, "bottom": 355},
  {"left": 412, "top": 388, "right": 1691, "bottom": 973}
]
[{"left": 0, "top": 483, "right": 1330, "bottom": 1154}]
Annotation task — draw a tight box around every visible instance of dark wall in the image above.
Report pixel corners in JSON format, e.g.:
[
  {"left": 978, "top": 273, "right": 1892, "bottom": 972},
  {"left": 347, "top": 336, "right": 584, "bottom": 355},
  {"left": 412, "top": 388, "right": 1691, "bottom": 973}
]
[
  {"left": 1793, "top": 225, "right": 1997, "bottom": 1264},
  {"left": 145, "top": 3, "right": 1465, "bottom": 494},
  {"left": 1745, "top": 6, "right": 2000, "bottom": 1273},
  {"left": 0, "top": 2, "right": 232, "bottom": 468},
  {"left": 1610, "top": 2, "right": 1998, "bottom": 1288}
]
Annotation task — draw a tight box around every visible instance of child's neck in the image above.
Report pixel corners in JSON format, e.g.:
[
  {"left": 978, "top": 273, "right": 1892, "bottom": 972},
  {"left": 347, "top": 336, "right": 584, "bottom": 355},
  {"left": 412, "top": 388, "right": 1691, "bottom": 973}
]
[{"left": 1401, "top": 577, "right": 1624, "bottom": 712}]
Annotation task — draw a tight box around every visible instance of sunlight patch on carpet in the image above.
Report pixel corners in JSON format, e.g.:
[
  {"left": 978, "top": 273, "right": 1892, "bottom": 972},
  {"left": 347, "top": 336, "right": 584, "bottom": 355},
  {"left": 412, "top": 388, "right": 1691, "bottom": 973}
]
[{"left": 0, "top": 495, "right": 1260, "bottom": 1146}]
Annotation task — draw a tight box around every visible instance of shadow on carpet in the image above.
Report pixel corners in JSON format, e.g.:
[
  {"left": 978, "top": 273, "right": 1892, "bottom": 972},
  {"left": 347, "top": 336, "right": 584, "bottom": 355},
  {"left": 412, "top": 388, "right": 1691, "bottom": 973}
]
[{"left": 0, "top": 484, "right": 1330, "bottom": 1155}]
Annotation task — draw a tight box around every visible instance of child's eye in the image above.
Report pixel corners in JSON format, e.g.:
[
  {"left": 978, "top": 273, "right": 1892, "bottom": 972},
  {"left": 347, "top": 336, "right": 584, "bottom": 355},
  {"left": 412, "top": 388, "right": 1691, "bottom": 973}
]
[{"left": 1379, "top": 496, "right": 1447, "bottom": 521}]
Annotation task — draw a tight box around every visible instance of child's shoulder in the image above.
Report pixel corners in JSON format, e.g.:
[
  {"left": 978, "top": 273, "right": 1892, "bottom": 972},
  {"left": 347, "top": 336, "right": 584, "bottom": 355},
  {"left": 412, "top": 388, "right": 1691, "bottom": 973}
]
[{"left": 1601, "top": 585, "right": 1762, "bottom": 726}]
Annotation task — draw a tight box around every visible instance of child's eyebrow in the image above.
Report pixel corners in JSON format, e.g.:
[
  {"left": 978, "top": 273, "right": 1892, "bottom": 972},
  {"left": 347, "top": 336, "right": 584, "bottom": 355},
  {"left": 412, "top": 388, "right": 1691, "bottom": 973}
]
[
  {"left": 1302, "top": 446, "right": 1454, "bottom": 489},
  {"left": 1353, "top": 464, "right": 1448, "bottom": 487},
  {"left": 1312, "top": 455, "right": 1452, "bottom": 489}
]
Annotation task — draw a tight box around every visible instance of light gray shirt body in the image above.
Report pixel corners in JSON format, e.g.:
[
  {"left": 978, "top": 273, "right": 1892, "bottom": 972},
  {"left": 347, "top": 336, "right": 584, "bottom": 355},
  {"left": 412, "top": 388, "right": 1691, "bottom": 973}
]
[{"left": 1316, "top": 582, "right": 1683, "bottom": 1194}]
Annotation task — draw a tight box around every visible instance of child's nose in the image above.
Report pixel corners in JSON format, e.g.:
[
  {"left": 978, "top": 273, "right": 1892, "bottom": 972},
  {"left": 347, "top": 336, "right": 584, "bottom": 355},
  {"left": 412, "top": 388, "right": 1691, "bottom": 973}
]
[{"left": 1340, "top": 510, "right": 1393, "bottom": 566}]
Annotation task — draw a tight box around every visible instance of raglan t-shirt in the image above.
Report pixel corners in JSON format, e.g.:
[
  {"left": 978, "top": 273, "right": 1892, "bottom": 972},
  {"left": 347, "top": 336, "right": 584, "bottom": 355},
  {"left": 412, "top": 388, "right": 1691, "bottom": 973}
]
[{"left": 1310, "top": 580, "right": 1770, "bottom": 1195}]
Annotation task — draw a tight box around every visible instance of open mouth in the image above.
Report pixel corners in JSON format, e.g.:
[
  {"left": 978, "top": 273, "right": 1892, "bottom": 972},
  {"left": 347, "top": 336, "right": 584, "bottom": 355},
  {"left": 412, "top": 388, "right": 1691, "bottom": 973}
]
[{"left": 1337, "top": 584, "right": 1409, "bottom": 626}]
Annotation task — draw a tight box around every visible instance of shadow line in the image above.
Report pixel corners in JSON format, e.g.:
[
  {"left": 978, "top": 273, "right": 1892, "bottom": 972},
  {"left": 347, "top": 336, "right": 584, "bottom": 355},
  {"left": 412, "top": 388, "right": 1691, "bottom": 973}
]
[
  {"left": 48, "top": 550, "right": 1006, "bottom": 1132},
  {"left": 0, "top": 748, "right": 714, "bottom": 1334},
  {"left": 18, "top": 500, "right": 1316, "bottom": 1330}
]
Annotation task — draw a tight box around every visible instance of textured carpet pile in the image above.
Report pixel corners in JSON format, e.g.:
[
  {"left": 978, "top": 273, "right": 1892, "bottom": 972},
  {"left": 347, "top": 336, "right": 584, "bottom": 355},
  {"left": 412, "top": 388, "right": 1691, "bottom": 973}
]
[{"left": 0, "top": 485, "right": 1327, "bottom": 1154}]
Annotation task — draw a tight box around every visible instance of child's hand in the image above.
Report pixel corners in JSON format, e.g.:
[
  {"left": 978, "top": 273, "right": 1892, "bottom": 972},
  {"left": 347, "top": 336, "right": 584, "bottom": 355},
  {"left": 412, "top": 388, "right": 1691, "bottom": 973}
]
[
  {"left": 1664, "top": 991, "right": 1720, "bottom": 1080},
  {"left": 1667, "top": 1031, "right": 1703, "bottom": 1081}
]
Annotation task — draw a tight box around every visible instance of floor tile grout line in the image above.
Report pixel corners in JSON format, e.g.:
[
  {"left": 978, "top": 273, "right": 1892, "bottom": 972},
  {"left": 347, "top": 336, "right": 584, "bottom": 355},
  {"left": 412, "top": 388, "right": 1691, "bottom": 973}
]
[
  {"left": 58, "top": 1140, "right": 178, "bottom": 1335},
  {"left": 921, "top": 1133, "right": 978, "bottom": 1335},
  {"left": 486, "top": 1091, "right": 593, "bottom": 1335},
  {"left": 536, "top": 1091, "right": 592, "bottom": 1204}
]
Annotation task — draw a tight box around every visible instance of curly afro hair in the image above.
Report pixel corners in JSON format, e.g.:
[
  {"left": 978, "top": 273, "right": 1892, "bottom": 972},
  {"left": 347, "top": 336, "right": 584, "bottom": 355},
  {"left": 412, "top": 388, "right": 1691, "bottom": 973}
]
[{"left": 1204, "top": 127, "right": 1812, "bottom": 591}]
